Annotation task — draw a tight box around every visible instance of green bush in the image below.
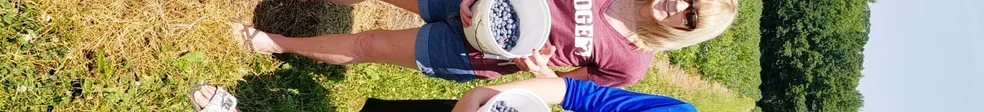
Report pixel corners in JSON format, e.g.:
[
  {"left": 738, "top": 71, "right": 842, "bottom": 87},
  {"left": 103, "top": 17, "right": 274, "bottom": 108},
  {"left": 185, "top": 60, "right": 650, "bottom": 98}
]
[{"left": 756, "top": 0, "right": 871, "bottom": 111}]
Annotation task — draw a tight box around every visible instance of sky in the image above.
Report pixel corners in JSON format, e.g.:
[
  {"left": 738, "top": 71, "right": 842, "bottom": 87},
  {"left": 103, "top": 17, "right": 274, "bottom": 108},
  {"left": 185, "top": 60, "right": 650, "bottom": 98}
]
[{"left": 860, "top": 0, "right": 984, "bottom": 111}]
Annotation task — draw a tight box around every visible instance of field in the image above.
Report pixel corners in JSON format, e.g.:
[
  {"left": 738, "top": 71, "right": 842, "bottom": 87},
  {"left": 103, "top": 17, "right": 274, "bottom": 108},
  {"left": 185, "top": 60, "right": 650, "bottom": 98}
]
[
  {"left": 0, "top": 0, "right": 761, "bottom": 111},
  {"left": 669, "top": 0, "right": 763, "bottom": 101}
]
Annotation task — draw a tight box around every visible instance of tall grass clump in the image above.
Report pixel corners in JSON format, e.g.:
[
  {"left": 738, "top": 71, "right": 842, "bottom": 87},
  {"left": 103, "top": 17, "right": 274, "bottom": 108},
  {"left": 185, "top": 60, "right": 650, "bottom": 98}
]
[{"left": 1, "top": 0, "right": 271, "bottom": 111}]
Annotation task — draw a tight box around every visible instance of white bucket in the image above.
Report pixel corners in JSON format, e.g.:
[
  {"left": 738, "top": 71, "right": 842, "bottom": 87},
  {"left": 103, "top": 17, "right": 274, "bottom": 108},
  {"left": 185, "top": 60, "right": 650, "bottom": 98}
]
[
  {"left": 463, "top": 0, "right": 552, "bottom": 60},
  {"left": 477, "top": 89, "right": 551, "bottom": 112}
]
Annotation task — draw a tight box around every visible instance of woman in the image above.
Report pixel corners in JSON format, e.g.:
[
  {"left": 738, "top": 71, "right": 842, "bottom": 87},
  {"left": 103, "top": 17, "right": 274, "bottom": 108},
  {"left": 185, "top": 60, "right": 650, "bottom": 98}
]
[{"left": 235, "top": 0, "right": 739, "bottom": 87}]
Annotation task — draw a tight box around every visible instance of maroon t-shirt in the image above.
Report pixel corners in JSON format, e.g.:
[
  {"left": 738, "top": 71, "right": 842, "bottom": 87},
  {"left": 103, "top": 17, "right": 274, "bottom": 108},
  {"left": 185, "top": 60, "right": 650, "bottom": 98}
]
[{"left": 469, "top": 0, "right": 653, "bottom": 87}]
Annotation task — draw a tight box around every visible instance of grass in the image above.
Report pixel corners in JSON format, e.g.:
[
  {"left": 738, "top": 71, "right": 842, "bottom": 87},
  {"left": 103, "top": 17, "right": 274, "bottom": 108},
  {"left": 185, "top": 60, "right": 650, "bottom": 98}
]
[
  {"left": 668, "top": 0, "right": 763, "bottom": 101},
  {"left": 1, "top": 0, "right": 761, "bottom": 111},
  {"left": 1, "top": 0, "right": 71, "bottom": 111}
]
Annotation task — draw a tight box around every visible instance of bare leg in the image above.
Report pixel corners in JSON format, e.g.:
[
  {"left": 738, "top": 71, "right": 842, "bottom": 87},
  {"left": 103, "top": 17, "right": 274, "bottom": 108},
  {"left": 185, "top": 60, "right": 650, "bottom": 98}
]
[
  {"left": 242, "top": 26, "right": 420, "bottom": 69},
  {"left": 381, "top": 0, "right": 420, "bottom": 14}
]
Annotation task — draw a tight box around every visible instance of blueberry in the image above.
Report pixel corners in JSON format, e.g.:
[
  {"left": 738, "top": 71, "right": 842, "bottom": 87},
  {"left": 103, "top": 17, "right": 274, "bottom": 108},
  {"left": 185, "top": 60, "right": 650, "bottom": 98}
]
[{"left": 487, "top": 0, "right": 520, "bottom": 51}]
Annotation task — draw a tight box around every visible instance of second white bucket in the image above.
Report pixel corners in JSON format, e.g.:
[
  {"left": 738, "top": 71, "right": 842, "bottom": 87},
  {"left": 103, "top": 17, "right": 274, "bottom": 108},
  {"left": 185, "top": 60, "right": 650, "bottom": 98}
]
[
  {"left": 463, "top": 0, "right": 552, "bottom": 60},
  {"left": 477, "top": 89, "right": 551, "bottom": 112}
]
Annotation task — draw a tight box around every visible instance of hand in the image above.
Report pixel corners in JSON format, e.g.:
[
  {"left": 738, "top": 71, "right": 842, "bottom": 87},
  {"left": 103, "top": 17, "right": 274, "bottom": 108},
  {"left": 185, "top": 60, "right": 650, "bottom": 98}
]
[
  {"left": 451, "top": 87, "right": 497, "bottom": 112},
  {"left": 513, "top": 46, "right": 557, "bottom": 77},
  {"left": 459, "top": 0, "right": 476, "bottom": 27}
]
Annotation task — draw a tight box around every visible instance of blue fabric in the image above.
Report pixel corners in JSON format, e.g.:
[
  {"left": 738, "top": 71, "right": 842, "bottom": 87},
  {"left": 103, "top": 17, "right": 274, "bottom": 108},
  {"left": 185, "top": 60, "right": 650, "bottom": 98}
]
[
  {"left": 414, "top": 0, "right": 477, "bottom": 82},
  {"left": 562, "top": 78, "right": 698, "bottom": 112}
]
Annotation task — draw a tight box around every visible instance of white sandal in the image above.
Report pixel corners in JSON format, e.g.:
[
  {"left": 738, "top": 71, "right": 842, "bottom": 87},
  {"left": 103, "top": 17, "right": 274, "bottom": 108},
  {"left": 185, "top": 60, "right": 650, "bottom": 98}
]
[{"left": 189, "top": 82, "right": 238, "bottom": 112}]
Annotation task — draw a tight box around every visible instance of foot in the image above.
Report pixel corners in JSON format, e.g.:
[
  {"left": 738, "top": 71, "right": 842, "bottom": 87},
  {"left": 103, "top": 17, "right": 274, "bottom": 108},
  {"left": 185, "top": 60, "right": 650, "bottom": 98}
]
[
  {"left": 231, "top": 23, "right": 285, "bottom": 54},
  {"left": 192, "top": 85, "right": 241, "bottom": 112}
]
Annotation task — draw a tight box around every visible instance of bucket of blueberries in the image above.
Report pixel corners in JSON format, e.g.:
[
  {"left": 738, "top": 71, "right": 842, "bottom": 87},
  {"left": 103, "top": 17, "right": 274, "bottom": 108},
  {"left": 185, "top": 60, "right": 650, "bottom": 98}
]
[
  {"left": 478, "top": 89, "right": 551, "bottom": 112},
  {"left": 464, "top": 0, "right": 551, "bottom": 60}
]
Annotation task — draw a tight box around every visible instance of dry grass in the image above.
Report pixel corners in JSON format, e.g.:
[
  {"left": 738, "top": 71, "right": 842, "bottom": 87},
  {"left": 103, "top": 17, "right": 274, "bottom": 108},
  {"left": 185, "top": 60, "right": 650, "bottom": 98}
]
[
  {"left": 349, "top": 1, "right": 425, "bottom": 32},
  {"left": 626, "top": 53, "right": 757, "bottom": 112},
  {"left": 24, "top": 0, "right": 264, "bottom": 111},
  {"left": 652, "top": 54, "right": 735, "bottom": 94},
  {"left": 44, "top": 0, "right": 255, "bottom": 75},
  {"left": 10, "top": 0, "right": 428, "bottom": 111}
]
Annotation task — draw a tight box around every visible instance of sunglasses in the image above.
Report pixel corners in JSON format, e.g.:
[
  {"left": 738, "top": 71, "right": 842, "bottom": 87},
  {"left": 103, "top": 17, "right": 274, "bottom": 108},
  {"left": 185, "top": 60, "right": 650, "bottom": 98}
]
[{"left": 683, "top": 0, "right": 699, "bottom": 29}]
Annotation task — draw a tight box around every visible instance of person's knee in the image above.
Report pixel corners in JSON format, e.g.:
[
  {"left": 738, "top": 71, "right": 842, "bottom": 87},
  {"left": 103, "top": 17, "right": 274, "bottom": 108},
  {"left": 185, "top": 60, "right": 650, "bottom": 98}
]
[
  {"left": 352, "top": 31, "right": 384, "bottom": 62},
  {"left": 350, "top": 29, "right": 418, "bottom": 66}
]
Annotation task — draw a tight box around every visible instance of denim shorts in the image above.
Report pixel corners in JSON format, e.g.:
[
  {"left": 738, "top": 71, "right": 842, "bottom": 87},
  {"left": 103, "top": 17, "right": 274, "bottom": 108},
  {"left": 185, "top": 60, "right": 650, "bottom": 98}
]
[{"left": 414, "top": 0, "right": 477, "bottom": 82}]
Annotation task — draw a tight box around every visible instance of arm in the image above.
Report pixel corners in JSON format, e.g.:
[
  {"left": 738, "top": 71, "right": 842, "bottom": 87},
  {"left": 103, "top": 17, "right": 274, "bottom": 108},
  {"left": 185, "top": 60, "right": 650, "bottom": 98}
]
[
  {"left": 452, "top": 78, "right": 698, "bottom": 112},
  {"left": 562, "top": 52, "right": 653, "bottom": 87},
  {"left": 514, "top": 46, "right": 559, "bottom": 77},
  {"left": 452, "top": 46, "right": 567, "bottom": 112},
  {"left": 451, "top": 78, "right": 568, "bottom": 112},
  {"left": 555, "top": 67, "right": 590, "bottom": 80},
  {"left": 512, "top": 45, "right": 624, "bottom": 84}
]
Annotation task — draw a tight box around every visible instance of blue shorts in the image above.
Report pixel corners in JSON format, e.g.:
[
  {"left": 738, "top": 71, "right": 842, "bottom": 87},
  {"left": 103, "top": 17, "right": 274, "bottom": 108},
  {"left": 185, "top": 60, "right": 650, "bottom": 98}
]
[{"left": 415, "top": 0, "right": 477, "bottom": 82}]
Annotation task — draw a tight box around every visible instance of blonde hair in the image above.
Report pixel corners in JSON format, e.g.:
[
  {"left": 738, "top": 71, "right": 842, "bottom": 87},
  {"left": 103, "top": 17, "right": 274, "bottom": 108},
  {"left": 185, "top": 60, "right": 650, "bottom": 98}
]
[{"left": 630, "top": 0, "right": 739, "bottom": 51}]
